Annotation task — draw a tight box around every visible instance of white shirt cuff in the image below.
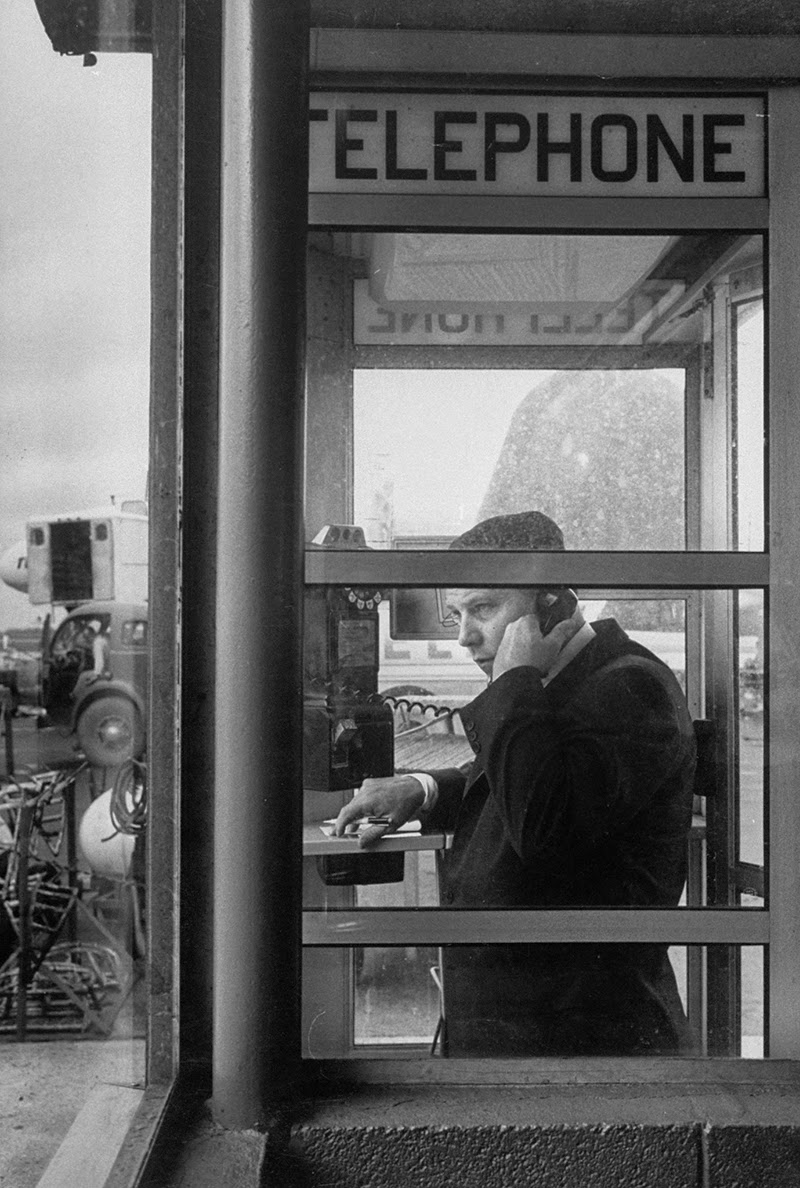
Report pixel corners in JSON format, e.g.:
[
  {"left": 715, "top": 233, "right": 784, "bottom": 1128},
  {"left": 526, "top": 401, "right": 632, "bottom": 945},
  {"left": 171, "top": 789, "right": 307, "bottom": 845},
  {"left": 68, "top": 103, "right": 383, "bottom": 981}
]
[{"left": 408, "top": 772, "right": 439, "bottom": 813}]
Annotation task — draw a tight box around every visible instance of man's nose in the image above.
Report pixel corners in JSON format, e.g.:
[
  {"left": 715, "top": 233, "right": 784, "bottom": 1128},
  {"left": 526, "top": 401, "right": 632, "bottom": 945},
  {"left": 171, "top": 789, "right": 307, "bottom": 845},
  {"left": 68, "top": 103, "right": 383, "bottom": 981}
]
[{"left": 457, "top": 616, "right": 479, "bottom": 648}]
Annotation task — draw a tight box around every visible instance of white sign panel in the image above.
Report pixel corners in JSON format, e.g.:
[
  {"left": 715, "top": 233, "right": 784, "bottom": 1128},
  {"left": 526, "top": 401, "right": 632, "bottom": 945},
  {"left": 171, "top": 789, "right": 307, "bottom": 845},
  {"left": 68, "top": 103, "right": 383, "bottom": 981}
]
[{"left": 310, "top": 93, "right": 765, "bottom": 198}]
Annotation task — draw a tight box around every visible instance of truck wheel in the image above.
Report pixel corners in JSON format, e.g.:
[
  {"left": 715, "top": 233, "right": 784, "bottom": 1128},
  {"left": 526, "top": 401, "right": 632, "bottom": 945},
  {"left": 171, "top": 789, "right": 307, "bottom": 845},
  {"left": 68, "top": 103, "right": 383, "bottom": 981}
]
[{"left": 76, "top": 696, "right": 144, "bottom": 769}]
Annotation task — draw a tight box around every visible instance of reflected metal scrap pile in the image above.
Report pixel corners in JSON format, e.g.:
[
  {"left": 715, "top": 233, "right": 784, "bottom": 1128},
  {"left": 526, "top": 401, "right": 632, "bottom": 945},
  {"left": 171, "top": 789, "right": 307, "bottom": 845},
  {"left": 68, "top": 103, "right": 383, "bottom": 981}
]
[{"left": 0, "top": 760, "right": 145, "bottom": 1036}]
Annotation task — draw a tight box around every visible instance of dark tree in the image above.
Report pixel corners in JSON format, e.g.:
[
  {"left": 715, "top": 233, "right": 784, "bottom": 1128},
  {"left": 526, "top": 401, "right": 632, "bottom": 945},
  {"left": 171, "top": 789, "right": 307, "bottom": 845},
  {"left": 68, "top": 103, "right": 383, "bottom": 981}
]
[{"left": 479, "top": 369, "right": 685, "bottom": 551}]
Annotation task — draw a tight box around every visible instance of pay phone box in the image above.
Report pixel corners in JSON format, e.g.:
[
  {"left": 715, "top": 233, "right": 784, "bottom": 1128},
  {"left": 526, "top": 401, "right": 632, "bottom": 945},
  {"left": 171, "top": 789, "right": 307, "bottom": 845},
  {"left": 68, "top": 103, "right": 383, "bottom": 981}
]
[{"left": 304, "top": 525, "right": 400, "bottom": 883}]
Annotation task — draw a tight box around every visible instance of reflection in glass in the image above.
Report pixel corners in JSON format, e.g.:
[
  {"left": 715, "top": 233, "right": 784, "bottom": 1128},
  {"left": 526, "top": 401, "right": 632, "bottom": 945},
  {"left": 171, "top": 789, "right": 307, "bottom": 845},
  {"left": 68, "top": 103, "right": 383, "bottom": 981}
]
[
  {"left": 308, "top": 945, "right": 765, "bottom": 1059},
  {"left": 354, "top": 367, "right": 686, "bottom": 551},
  {"left": 0, "top": 8, "right": 150, "bottom": 1168},
  {"left": 733, "top": 298, "right": 765, "bottom": 552},
  {"left": 738, "top": 591, "right": 764, "bottom": 869}
]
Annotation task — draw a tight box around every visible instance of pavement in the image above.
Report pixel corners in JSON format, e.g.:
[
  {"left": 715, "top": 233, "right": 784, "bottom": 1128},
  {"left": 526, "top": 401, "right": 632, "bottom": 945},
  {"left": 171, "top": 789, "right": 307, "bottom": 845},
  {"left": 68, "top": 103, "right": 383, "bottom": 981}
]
[{"left": 1, "top": 1037, "right": 145, "bottom": 1187}]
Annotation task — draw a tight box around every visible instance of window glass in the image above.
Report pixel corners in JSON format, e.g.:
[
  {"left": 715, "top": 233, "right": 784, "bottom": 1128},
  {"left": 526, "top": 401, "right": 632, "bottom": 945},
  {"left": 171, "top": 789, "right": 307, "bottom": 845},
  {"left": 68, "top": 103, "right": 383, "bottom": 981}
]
[
  {"left": 733, "top": 297, "right": 765, "bottom": 552},
  {"left": 306, "top": 945, "right": 765, "bottom": 1059},
  {"left": 304, "top": 228, "right": 767, "bottom": 1061},
  {"left": 306, "top": 230, "right": 764, "bottom": 553},
  {"left": 1, "top": 6, "right": 151, "bottom": 1176},
  {"left": 354, "top": 368, "right": 686, "bottom": 551}
]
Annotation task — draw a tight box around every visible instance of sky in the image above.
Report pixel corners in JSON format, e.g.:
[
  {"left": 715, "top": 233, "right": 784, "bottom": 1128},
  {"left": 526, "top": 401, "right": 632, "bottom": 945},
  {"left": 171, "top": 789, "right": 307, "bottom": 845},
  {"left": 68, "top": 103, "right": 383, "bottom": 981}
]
[
  {"left": 0, "top": 0, "right": 151, "bottom": 627},
  {"left": 353, "top": 369, "right": 541, "bottom": 541}
]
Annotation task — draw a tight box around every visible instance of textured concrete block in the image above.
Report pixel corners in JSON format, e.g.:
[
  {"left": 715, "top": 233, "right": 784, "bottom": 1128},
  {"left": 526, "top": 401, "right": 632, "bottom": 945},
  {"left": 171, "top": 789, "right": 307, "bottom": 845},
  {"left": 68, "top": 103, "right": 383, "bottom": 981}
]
[
  {"left": 707, "top": 1124, "right": 800, "bottom": 1188},
  {"left": 292, "top": 1123, "right": 699, "bottom": 1188}
]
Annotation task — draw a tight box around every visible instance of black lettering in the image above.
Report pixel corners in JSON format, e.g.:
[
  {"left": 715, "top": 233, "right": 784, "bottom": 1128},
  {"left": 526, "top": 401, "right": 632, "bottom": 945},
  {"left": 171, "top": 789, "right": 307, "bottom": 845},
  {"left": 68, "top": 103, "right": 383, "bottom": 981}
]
[
  {"left": 536, "top": 113, "right": 582, "bottom": 182},
  {"left": 494, "top": 314, "right": 505, "bottom": 333},
  {"left": 367, "top": 307, "right": 395, "bottom": 333},
  {"left": 646, "top": 114, "right": 694, "bottom": 182},
  {"left": 703, "top": 114, "right": 746, "bottom": 182},
  {"left": 335, "top": 109, "right": 378, "bottom": 180},
  {"left": 309, "top": 109, "right": 329, "bottom": 122},
  {"left": 484, "top": 112, "right": 531, "bottom": 181},
  {"left": 424, "top": 314, "right": 433, "bottom": 332},
  {"left": 474, "top": 314, "right": 483, "bottom": 333},
  {"left": 401, "top": 313, "right": 417, "bottom": 332},
  {"left": 438, "top": 314, "right": 470, "bottom": 334},
  {"left": 591, "top": 115, "right": 638, "bottom": 182},
  {"left": 529, "top": 314, "right": 539, "bottom": 334},
  {"left": 427, "top": 642, "right": 452, "bottom": 659},
  {"left": 434, "top": 111, "right": 478, "bottom": 181},
  {"left": 385, "top": 110, "right": 428, "bottom": 180}
]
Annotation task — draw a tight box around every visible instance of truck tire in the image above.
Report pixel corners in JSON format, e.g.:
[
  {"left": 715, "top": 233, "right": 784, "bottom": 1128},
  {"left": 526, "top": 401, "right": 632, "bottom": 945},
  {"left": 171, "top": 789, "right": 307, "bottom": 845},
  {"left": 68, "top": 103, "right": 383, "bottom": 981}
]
[{"left": 76, "top": 695, "right": 144, "bottom": 769}]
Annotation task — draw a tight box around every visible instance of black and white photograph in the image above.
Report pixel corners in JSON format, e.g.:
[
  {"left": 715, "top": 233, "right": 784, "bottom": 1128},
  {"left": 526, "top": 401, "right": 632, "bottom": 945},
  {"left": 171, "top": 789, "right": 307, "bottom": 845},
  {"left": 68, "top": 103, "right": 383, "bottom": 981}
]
[{"left": 1, "top": 4, "right": 798, "bottom": 1186}]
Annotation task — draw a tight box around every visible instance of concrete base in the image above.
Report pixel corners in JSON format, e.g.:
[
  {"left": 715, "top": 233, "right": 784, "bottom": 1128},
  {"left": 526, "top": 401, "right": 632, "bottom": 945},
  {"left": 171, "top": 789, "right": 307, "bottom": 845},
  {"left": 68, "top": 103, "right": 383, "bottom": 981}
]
[{"left": 137, "top": 1081, "right": 800, "bottom": 1188}]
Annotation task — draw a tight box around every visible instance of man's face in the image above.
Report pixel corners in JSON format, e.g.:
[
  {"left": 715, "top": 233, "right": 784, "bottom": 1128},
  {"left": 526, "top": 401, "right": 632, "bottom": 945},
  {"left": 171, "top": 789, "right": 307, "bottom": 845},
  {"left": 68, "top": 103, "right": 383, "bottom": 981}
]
[{"left": 444, "top": 587, "right": 539, "bottom": 679}]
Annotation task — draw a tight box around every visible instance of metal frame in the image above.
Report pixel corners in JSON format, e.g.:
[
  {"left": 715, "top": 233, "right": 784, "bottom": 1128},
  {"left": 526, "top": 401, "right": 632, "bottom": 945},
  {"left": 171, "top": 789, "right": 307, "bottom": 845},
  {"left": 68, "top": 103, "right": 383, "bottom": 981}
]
[
  {"left": 146, "top": 0, "right": 182, "bottom": 1093},
  {"left": 765, "top": 87, "right": 800, "bottom": 1059},
  {"left": 304, "top": 43, "right": 792, "bottom": 1066},
  {"left": 309, "top": 31, "right": 800, "bottom": 81},
  {"left": 310, "top": 195, "right": 769, "bottom": 230},
  {"left": 303, "top": 908, "right": 768, "bottom": 947},
  {"left": 305, "top": 550, "right": 767, "bottom": 588}
]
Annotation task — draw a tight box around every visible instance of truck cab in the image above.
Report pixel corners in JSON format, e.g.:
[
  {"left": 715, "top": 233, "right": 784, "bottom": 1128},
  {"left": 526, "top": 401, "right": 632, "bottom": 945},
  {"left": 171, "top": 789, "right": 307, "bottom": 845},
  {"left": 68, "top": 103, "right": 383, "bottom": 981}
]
[{"left": 41, "top": 600, "right": 148, "bottom": 768}]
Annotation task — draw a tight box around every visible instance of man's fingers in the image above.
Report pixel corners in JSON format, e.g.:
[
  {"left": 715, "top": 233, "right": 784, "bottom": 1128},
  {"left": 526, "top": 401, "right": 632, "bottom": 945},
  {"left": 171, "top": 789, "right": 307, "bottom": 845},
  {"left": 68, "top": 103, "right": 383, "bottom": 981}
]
[
  {"left": 332, "top": 799, "right": 367, "bottom": 836},
  {"left": 357, "top": 820, "right": 395, "bottom": 848}
]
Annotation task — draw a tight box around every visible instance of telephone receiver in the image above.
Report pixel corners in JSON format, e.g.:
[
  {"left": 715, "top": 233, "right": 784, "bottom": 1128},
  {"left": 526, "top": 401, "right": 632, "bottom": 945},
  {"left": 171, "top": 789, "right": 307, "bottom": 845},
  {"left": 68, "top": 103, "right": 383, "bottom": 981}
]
[{"left": 534, "top": 588, "right": 579, "bottom": 636}]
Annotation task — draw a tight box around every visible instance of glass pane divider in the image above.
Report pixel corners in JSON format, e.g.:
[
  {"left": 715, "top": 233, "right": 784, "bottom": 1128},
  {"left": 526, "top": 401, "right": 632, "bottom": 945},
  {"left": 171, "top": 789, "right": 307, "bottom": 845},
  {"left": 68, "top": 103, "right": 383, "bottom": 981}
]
[
  {"left": 302, "top": 907, "right": 768, "bottom": 947},
  {"left": 305, "top": 549, "right": 769, "bottom": 588},
  {"left": 309, "top": 195, "right": 769, "bottom": 231},
  {"left": 301, "top": 1057, "right": 799, "bottom": 1086}
]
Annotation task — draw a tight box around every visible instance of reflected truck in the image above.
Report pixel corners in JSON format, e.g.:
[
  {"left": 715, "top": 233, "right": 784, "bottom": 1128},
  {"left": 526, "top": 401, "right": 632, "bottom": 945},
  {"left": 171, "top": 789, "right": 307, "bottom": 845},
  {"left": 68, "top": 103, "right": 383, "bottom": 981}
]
[{"left": 41, "top": 601, "right": 147, "bottom": 768}]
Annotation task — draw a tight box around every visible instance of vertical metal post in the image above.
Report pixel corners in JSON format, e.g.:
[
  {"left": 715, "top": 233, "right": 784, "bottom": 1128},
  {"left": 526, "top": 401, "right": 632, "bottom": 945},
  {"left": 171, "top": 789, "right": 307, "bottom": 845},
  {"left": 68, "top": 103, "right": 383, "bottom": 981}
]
[
  {"left": 179, "top": 0, "right": 222, "bottom": 1073},
  {"left": 1, "top": 690, "right": 14, "bottom": 776},
  {"left": 213, "top": 0, "right": 308, "bottom": 1128},
  {"left": 767, "top": 87, "right": 800, "bottom": 1059},
  {"left": 147, "top": 0, "right": 183, "bottom": 1088}
]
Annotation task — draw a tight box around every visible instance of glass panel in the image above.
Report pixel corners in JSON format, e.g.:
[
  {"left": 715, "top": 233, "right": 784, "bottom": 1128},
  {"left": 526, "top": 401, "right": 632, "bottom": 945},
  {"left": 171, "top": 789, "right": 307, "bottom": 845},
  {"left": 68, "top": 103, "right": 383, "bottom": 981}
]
[
  {"left": 354, "top": 368, "right": 686, "bottom": 551},
  {"left": 302, "top": 587, "right": 762, "bottom": 905},
  {"left": 738, "top": 591, "right": 764, "bottom": 869},
  {"left": 733, "top": 295, "right": 765, "bottom": 552},
  {"left": 305, "top": 945, "right": 765, "bottom": 1059},
  {"left": 306, "top": 230, "right": 765, "bottom": 552},
  {"left": 355, "top": 850, "right": 440, "bottom": 1047},
  {"left": 1, "top": 8, "right": 151, "bottom": 1177}
]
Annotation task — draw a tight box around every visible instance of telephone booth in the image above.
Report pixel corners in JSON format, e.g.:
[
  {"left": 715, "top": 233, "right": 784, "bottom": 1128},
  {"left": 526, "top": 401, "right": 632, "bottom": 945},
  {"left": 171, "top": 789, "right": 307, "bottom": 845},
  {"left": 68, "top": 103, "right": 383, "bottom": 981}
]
[{"left": 297, "top": 78, "right": 778, "bottom": 1063}]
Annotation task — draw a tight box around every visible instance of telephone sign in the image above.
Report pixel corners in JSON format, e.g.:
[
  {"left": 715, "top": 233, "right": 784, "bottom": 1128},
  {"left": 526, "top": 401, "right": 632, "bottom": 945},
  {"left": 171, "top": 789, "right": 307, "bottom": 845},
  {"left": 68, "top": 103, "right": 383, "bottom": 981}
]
[{"left": 309, "top": 93, "right": 765, "bottom": 198}]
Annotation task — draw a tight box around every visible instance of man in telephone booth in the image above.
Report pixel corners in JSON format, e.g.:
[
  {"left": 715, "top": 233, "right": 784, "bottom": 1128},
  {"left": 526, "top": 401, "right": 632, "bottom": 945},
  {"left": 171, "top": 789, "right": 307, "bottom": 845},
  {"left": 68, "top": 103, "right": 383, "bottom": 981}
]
[{"left": 335, "top": 510, "right": 697, "bottom": 1056}]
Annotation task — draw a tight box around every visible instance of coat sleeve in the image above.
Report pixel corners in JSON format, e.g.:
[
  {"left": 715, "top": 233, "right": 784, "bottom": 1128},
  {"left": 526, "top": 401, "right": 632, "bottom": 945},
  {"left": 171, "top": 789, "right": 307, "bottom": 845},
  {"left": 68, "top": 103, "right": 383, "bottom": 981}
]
[
  {"left": 462, "top": 661, "right": 693, "bottom": 870},
  {"left": 420, "top": 765, "right": 469, "bottom": 830}
]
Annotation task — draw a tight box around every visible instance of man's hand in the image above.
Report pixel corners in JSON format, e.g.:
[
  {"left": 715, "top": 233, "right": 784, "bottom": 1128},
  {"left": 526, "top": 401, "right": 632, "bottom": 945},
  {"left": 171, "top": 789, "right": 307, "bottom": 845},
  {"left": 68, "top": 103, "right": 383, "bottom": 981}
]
[
  {"left": 492, "top": 611, "right": 582, "bottom": 681},
  {"left": 332, "top": 775, "right": 426, "bottom": 847}
]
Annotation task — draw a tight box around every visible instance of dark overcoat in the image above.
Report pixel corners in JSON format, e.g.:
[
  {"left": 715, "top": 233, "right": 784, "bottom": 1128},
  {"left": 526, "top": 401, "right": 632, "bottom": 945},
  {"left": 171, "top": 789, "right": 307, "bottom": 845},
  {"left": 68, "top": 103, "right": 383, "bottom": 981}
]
[{"left": 426, "top": 618, "right": 697, "bottom": 1057}]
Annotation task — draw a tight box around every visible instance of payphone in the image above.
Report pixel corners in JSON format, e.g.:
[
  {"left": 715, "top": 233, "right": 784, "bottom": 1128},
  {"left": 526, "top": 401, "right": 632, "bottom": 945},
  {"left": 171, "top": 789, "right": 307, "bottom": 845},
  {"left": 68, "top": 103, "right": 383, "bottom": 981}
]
[
  {"left": 304, "top": 526, "right": 399, "bottom": 884},
  {"left": 303, "top": 524, "right": 394, "bottom": 791}
]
